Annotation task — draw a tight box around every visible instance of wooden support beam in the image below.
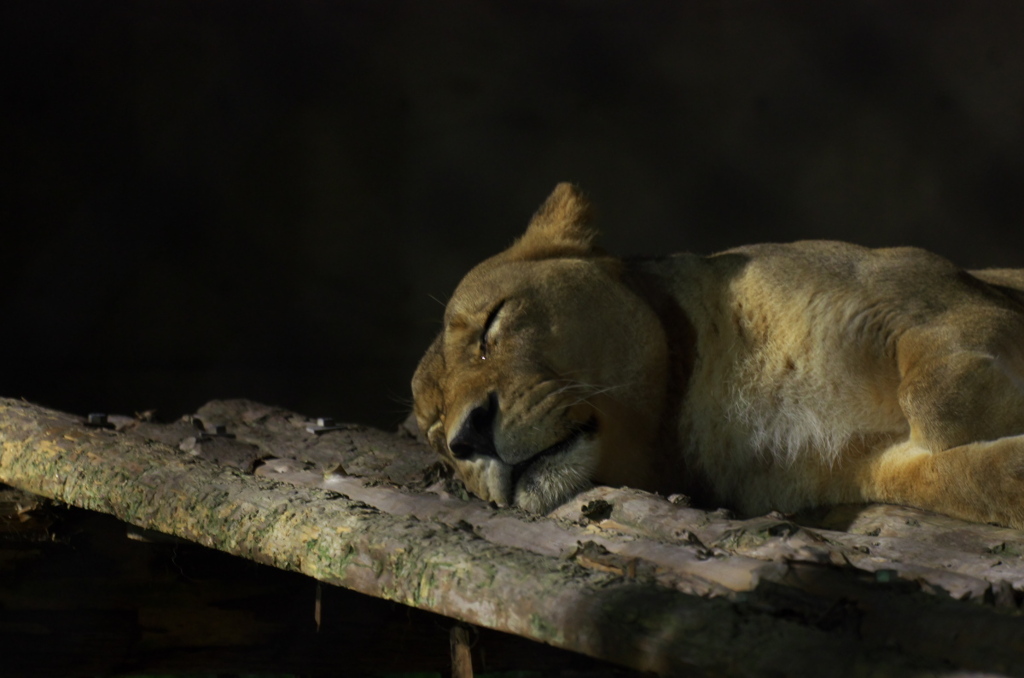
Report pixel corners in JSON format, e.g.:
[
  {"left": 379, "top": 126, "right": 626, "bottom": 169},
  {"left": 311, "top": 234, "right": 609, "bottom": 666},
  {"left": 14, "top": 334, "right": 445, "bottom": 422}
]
[
  {"left": 1, "top": 398, "right": 1023, "bottom": 677},
  {"left": 451, "top": 625, "right": 475, "bottom": 678}
]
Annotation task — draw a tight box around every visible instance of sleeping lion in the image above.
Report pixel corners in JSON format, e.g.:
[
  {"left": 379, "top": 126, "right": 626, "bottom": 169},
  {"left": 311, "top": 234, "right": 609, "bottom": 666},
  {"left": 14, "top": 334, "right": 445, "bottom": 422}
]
[{"left": 412, "top": 183, "right": 1024, "bottom": 528}]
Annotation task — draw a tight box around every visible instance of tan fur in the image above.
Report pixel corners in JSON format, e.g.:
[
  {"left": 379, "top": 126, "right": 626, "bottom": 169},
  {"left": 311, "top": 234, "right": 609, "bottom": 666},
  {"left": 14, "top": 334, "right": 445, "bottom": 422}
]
[{"left": 412, "top": 183, "right": 1024, "bottom": 527}]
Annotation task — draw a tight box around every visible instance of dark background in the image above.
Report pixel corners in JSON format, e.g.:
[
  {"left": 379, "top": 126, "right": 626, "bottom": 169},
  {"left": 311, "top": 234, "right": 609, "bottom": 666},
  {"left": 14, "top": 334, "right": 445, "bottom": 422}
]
[{"left": 4, "top": 1, "right": 1024, "bottom": 429}]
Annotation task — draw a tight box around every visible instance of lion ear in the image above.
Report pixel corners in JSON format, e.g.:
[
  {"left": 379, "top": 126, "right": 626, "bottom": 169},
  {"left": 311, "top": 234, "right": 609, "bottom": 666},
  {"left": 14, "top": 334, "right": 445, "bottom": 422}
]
[{"left": 506, "top": 183, "right": 599, "bottom": 260}]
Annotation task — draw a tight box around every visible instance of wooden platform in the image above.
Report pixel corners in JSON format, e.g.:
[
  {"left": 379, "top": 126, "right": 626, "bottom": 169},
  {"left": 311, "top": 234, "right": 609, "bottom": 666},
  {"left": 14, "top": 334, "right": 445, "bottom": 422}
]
[
  {"left": 2, "top": 398, "right": 1023, "bottom": 676},
  {"left": 0, "top": 486, "right": 627, "bottom": 677}
]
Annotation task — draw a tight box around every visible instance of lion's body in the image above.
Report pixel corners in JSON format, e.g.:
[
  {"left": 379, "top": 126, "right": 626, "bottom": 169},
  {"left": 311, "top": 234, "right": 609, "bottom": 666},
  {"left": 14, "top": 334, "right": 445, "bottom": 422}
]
[{"left": 413, "top": 184, "right": 1024, "bottom": 527}]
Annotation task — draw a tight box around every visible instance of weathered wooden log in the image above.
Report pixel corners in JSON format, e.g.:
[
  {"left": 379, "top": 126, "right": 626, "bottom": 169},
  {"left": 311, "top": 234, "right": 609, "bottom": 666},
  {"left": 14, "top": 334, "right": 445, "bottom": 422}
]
[
  {"left": 2, "top": 397, "right": 1024, "bottom": 677},
  {"left": 0, "top": 488, "right": 605, "bottom": 677}
]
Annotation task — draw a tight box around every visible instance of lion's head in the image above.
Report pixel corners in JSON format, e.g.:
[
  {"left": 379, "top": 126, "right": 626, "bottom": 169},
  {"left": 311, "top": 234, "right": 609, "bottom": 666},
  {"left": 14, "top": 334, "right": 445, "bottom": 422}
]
[{"left": 411, "top": 184, "right": 671, "bottom": 513}]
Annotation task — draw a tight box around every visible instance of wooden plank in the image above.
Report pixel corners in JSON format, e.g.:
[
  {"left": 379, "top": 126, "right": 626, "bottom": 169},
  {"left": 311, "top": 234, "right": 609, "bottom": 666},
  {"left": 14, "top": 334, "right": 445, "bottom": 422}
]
[
  {"left": 0, "top": 493, "right": 610, "bottom": 677},
  {"left": 2, "top": 397, "right": 1024, "bottom": 676}
]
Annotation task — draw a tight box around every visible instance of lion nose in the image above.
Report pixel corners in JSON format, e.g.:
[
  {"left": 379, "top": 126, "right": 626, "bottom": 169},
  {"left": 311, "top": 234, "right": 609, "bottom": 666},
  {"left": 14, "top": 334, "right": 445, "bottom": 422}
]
[{"left": 448, "top": 393, "right": 498, "bottom": 460}]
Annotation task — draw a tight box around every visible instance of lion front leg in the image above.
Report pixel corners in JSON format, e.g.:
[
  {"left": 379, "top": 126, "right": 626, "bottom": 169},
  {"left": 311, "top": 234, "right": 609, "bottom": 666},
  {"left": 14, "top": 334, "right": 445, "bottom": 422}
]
[
  {"left": 865, "top": 437, "right": 1024, "bottom": 529},
  {"left": 861, "top": 342, "right": 1024, "bottom": 528}
]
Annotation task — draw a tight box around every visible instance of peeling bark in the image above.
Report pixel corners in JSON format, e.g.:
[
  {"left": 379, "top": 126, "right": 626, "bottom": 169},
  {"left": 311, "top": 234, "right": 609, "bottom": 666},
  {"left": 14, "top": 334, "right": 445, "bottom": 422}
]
[{"left": 2, "top": 398, "right": 1024, "bottom": 677}]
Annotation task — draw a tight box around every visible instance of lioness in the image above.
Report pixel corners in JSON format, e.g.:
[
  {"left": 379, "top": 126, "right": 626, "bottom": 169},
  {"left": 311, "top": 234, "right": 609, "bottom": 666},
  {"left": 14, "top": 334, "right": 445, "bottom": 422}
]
[{"left": 412, "top": 183, "right": 1024, "bottom": 528}]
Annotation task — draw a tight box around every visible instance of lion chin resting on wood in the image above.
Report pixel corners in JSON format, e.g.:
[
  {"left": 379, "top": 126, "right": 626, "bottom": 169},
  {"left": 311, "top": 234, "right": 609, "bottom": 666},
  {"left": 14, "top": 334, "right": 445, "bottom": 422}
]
[{"left": 412, "top": 183, "right": 1024, "bottom": 529}]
